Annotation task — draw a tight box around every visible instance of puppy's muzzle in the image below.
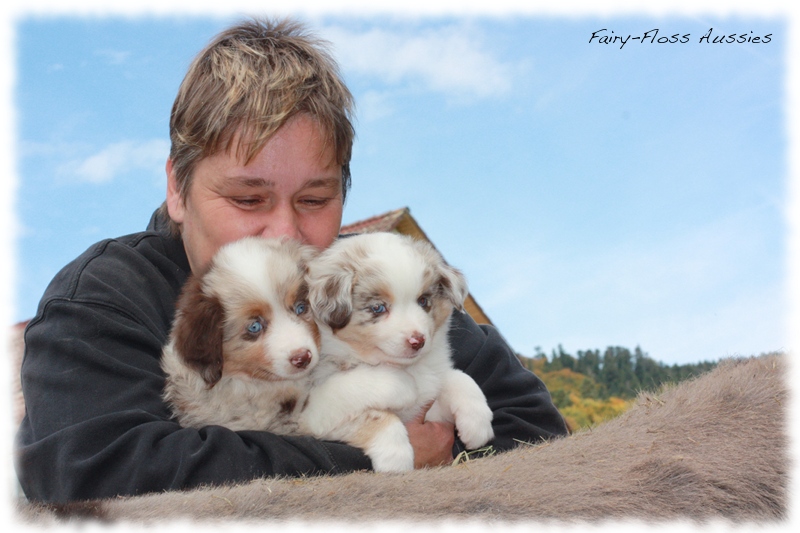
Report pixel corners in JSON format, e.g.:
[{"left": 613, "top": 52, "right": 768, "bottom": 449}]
[
  {"left": 408, "top": 333, "right": 426, "bottom": 352},
  {"left": 291, "top": 349, "right": 313, "bottom": 369}
]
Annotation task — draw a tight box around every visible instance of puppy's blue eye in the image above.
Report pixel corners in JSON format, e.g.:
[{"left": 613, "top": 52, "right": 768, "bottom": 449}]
[
  {"left": 247, "top": 320, "right": 263, "bottom": 334},
  {"left": 417, "top": 296, "right": 430, "bottom": 308},
  {"left": 370, "top": 303, "right": 387, "bottom": 315},
  {"left": 294, "top": 301, "right": 307, "bottom": 315}
]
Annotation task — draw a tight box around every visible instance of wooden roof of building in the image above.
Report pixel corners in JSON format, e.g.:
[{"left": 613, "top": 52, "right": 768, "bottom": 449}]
[{"left": 341, "top": 207, "right": 493, "bottom": 326}]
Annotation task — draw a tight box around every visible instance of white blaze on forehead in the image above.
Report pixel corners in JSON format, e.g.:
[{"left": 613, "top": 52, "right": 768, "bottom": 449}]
[
  {"left": 361, "top": 233, "right": 431, "bottom": 303},
  {"left": 207, "top": 238, "right": 303, "bottom": 307}
]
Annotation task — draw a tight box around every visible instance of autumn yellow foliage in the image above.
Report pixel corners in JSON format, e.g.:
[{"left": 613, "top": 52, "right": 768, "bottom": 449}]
[
  {"left": 558, "top": 395, "right": 633, "bottom": 431},
  {"left": 519, "top": 347, "right": 719, "bottom": 432},
  {"left": 528, "top": 361, "right": 634, "bottom": 432}
]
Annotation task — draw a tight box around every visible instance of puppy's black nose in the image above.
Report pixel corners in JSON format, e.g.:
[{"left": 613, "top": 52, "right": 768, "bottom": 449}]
[
  {"left": 408, "top": 334, "right": 425, "bottom": 351},
  {"left": 291, "top": 350, "right": 312, "bottom": 369}
]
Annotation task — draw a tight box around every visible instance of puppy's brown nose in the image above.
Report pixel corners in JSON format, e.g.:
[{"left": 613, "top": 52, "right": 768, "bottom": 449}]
[
  {"left": 408, "top": 334, "right": 426, "bottom": 351},
  {"left": 290, "top": 350, "right": 312, "bottom": 369}
]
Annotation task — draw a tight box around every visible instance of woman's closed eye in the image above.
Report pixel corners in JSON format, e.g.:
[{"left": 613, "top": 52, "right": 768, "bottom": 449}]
[
  {"left": 230, "top": 196, "right": 267, "bottom": 209},
  {"left": 297, "top": 196, "right": 335, "bottom": 210}
]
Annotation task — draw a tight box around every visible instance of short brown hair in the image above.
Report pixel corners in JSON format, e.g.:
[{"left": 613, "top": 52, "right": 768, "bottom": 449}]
[{"left": 161, "top": 17, "right": 354, "bottom": 233}]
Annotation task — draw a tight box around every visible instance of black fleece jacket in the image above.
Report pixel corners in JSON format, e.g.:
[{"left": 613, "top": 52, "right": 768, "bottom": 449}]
[{"left": 16, "top": 211, "right": 568, "bottom": 503}]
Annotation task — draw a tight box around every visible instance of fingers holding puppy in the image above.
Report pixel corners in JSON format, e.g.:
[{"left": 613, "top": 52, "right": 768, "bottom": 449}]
[{"left": 405, "top": 401, "right": 455, "bottom": 469}]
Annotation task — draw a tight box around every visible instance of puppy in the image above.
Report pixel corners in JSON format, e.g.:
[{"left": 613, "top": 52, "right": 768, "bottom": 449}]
[
  {"left": 299, "top": 232, "right": 494, "bottom": 472},
  {"left": 161, "top": 237, "right": 320, "bottom": 434}
]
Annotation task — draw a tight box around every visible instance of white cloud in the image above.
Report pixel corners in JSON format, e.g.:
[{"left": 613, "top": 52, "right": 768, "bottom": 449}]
[
  {"left": 94, "top": 49, "right": 132, "bottom": 65},
  {"left": 357, "top": 90, "right": 396, "bottom": 122},
  {"left": 63, "top": 139, "right": 169, "bottom": 184},
  {"left": 323, "top": 23, "right": 514, "bottom": 100}
]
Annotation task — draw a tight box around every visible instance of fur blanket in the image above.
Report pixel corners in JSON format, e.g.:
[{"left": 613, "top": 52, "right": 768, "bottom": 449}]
[{"left": 14, "top": 353, "right": 788, "bottom": 525}]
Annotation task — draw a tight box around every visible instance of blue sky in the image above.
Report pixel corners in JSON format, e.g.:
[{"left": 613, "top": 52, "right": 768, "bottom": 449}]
[{"left": 3, "top": 1, "right": 796, "bottom": 366}]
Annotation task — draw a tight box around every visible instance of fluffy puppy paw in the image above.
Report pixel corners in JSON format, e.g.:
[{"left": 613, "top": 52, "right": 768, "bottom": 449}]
[{"left": 454, "top": 401, "right": 495, "bottom": 450}]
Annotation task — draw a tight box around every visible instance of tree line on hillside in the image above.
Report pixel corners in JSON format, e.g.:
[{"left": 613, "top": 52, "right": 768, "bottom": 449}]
[{"left": 518, "top": 345, "right": 718, "bottom": 400}]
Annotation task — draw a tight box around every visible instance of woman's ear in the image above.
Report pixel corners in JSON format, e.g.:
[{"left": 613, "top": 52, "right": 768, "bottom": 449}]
[{"left": 165, "top": 158, "right": 186, "bottom": 225}]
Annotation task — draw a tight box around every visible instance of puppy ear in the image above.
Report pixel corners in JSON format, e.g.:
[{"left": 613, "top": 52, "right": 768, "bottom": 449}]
[
  {"left": 309, "top": 269, "right": 355, "bottom": 331},
  {"left": 409, "top": 236, "right": 469, "bottom": 312},
  {"left": 437, "top": 262, "right": 469, "bottom": 312},
  {"left": 171, "top": 274, "right": 225, "bottom": 387}
]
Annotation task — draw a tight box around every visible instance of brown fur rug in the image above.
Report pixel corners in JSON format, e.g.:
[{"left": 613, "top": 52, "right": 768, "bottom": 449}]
[{"left": 14, "top": 353, "right": 789, "bottom": 525}]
